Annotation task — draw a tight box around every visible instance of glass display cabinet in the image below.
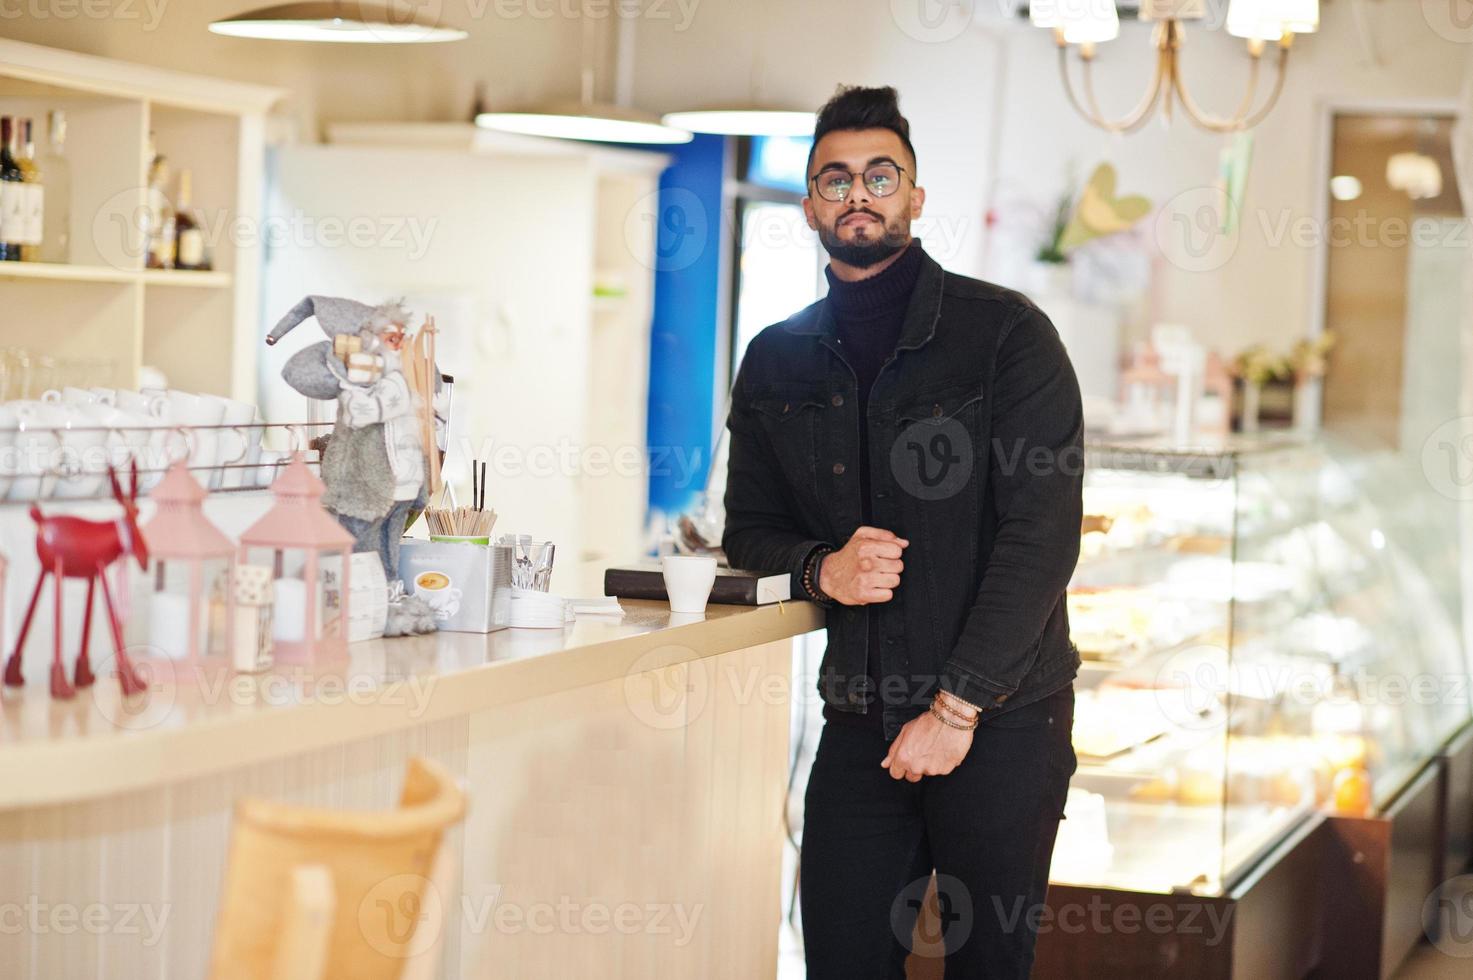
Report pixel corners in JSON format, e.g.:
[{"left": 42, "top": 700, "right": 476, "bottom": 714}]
[{"left": 1053, "top": 434, "right": 1469, "bottom": 899}]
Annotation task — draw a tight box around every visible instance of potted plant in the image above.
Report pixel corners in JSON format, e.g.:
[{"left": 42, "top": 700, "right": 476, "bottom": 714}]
[
  {"left": 1232, "top": 345, "right": 1288, "bottom": 433},
  {"left": 1288, "top": 332, "right": 1336, "bottom": 433}
]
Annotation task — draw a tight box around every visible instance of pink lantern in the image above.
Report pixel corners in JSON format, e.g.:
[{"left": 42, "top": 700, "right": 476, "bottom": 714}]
[
  {"left": 141, "top": 460, "right": 235, "bottom": 665},
  {"left": 238, "top": 453, "right": 353, "bottom": 664}
]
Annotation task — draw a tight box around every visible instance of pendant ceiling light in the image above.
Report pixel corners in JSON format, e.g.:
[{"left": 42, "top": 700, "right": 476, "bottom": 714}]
[
  {"left": 209, "top": 2, "right": 467, "bottom": 44},
  {"left": 477, "top": 13, "right": 689, "bottom": 145},
  {"left": 663, "top": 27, "right": 816, "bottom": 137},
  {"left": 478, "top": 101, "right": 692, "bottom": 144},
  {"left": 1030, "top": 0, "right": 1318, "bottom": 133},
  {"left": 661, "top": 107, "right": 815, "bottom": 138},
  {"left": 1386, "top": 120, "right": 1447, "bottom": 202}
]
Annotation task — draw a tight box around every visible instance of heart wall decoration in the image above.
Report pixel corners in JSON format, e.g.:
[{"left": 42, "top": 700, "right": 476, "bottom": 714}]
[{"left": 1058, "top": 163, "right": 1153, "bottom": 253}]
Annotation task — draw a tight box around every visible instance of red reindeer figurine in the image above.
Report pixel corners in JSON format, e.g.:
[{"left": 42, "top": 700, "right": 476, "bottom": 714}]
[{"left": 2, "top": 464, "right": 150, "bottom": 699}]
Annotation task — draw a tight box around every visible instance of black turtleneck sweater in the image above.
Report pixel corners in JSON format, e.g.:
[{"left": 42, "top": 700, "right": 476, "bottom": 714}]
[{"left": 819, "top": 239, "right": 924, "bottom": 731}]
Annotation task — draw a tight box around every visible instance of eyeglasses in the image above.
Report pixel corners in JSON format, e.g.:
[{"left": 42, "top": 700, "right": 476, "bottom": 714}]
[{"left": 809, "top": 162, "right": 909, "bottom": 203}]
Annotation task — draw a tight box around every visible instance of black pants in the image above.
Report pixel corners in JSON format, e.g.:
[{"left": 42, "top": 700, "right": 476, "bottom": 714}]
[{"left": 800, "top": 685, "right": 1076, "bottom": 979}]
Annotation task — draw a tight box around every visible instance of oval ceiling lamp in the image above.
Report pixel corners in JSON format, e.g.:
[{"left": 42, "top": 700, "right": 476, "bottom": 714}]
[
  {"left": 209, "top": 2, "right": 468, "bottom": 43},
  {"left": 475, "top": 14, "right": 689, "bottom": 146},
  {"left": 661, "top": 107, "right": 816, "bottom": 138},
  {"left": 477, "top": 101, "right": 693, "bottom": 145}
]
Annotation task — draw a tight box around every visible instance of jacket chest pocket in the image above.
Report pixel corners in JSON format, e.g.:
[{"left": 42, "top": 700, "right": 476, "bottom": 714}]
[
  {"left": 750, "top": 384, "right": 830, "bottom": 504},
  {"left": 890, "top": 379, "right": 985, "bottom": 504}
]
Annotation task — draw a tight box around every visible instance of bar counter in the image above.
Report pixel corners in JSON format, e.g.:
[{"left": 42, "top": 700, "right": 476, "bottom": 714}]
[{"left": 0, "top": 595, "right": 824, "bottom": 978}]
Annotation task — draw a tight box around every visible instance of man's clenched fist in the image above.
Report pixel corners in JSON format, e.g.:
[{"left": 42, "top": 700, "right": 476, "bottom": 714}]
[{"left": 818, "top": 525, "right": 908, "bottom": 605}]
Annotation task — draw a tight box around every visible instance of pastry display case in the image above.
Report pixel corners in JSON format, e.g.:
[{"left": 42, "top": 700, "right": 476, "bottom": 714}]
[{"left": 1054, "top": 434, "right": 1469, "bottom": 897}]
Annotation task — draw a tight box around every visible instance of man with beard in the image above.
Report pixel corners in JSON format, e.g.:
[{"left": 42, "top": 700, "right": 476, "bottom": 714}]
[{"left": 720, "top": 86, "right": 1084, "bottom": 978}]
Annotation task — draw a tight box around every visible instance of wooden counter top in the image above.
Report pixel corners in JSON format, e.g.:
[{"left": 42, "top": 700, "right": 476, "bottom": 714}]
[{"left": 0, "top": 598, "right": 824, "bottom": 810}]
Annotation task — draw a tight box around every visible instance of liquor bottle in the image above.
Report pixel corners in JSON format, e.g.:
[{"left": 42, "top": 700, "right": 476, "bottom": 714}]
[
  {"left": 38, "top": 111, "right": 70, "bottom": 264},
  {"left": 17, "top": 118, "right": 42, "bottom": 262},
  {"left": 173, "top": 169, "right": 210, "bottom": 271},
  {"left": 0, "top": 117, "right": 24, "bottom": 262},
  {"left": 145, "top": 140, "right": 175, "bottom": 270}
]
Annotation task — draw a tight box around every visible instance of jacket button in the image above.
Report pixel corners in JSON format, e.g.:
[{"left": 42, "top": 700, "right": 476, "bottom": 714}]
[
  {"left": 931, "top": 404, "right": 943, "bottom": 418},
  {"left": 831, "top": 393, "right": 844, "bottom": 407},
  {"left": 832, "top": 462, "right": 846, "bottom": 475},
  {"left": 783, "top": 403, "right": 791, "bottom": 413}
]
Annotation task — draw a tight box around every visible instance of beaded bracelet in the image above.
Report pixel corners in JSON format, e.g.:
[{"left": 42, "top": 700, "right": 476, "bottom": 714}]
[
  {"left": 801, "top": 546, "right": 835, "bottom": 604},
  {"left": 937, "top": 689, "right": 983, "bottom": 714},
  {"left": 929, "top": 701, "right": 978, "bottom": 731},
  {"left": 933, "top": 695, "right": 979, "bottom": 725}
]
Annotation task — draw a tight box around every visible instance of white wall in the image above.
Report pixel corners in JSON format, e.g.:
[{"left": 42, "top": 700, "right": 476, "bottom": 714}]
[
  {"left": 631, "top": 2, "right": 1467, "bottom": 352},
  {"left": 260, "top": 143, "right": 600, "bottom": 589},
  {"left": 980, "top": 4, "right": 1466, "bottom": 352},
  {"left": 7, "top": 0, "right": 1467, "bottom": 353}
]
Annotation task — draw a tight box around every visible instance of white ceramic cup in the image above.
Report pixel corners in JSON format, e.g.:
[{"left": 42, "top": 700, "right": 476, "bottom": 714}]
[
  {"left": 221, "top": 407, "right": 265, "bottom": 490},
  {"left": 38, "top": 392, "right": 110, "bottom": 499},
  {"left": 6, "top": 400, "right": 64, "bottom": 501},
  {"left": 44, "top": 386, "right": 100, "bottom": 407},
  {"left": 145, "top": 388, "right": 225, "bottom": 487},
  {"left": 253, "top": 449, "right": 287, "bottom": 489},
  {"left": 76, "top": 400, "right": 149, "bottom": 474},
  {"left": 110, "top": 390, "right": 172, "bottom": 491},
  {"left": 0, "top": 403, "right": 19, "bottom": 500},
  {"left": 113, "top": 388, "right": 166, "bottom": 418},
  {"left": 661, "top": 555, "right": 718, "bottom": 614},
  {"left": 211, "top": 397, "right": 259, "bottom": 490}
]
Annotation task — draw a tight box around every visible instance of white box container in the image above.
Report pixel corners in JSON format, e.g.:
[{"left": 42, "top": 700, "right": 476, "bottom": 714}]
[{"left": 397, "top": 541, "right": 512, "bottom": 633}]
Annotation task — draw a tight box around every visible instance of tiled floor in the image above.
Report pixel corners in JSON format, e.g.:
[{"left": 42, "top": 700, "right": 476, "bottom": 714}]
[{"left": 1393, "top": 874, "right": 1473, "bottom": 979}]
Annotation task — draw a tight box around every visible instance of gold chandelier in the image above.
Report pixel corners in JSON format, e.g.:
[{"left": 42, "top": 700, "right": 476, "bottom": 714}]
[{"left": 1032, "top": 0, "right": 1319, "bottom": 134}]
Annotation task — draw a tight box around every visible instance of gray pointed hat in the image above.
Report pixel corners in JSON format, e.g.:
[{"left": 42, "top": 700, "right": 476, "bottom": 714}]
[{"left": 265, "top": 295, "right": 379, "bottom": 346}]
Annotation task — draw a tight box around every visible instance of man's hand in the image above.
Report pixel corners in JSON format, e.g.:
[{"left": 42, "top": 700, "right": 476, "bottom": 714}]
[
  {"left": 880, "top": 695, "right": 979, "bottom": 781},
  {"left": 818, "top": 526, "right": 908, "bottom": 605}
]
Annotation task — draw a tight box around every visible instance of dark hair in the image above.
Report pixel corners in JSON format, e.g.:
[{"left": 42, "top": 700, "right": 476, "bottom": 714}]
[{"left": 807, "top": 85, "right": 916, "bottom": 177}]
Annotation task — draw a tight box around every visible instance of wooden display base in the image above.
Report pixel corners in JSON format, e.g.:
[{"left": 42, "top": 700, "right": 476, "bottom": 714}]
[
  {"left": 1317, "top": 759, "right": 1444, "bottom": 979},
  {"left": 1437, "top": 723, "right": 1473, "bottom": 884}
]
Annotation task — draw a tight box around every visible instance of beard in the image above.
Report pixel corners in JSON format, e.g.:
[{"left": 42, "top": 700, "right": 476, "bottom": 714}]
[{"left": 817, "top": 208, "right": 910, "bottom": 268}]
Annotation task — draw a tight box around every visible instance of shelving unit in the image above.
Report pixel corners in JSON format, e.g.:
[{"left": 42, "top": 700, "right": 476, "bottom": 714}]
[
  {"left": 0, "top": 261, "right": 232, "bottom": 287},
  {"left": 0, "top": 38, "right": 282, "bottom": 399}
]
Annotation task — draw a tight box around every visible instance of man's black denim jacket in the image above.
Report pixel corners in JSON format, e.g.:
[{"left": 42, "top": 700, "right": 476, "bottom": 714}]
[{"left": 720, "top": 250, "right": 1084, "bottom": 739}]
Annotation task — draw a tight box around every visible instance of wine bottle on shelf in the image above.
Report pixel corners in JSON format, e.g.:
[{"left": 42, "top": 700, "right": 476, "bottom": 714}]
[
  {"left": 38, "top": 110, "right": 69, "bottom": 264},
  {"left": 17, "top": 118, "right": 43, "bottom": 262},
  {"left": 173, "top": 169, "right": 210, "bottom": 271},
  {"left": 0, "top": 116, "right": 25, "bottom": 262},
  {"left": 145, "top": 141, "right": 175, "bottom": 270}
]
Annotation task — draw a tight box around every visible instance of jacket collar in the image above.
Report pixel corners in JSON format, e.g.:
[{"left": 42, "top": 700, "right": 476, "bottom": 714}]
[{"left": 784, "top": 248, "right": 945, "bottom": 354}]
